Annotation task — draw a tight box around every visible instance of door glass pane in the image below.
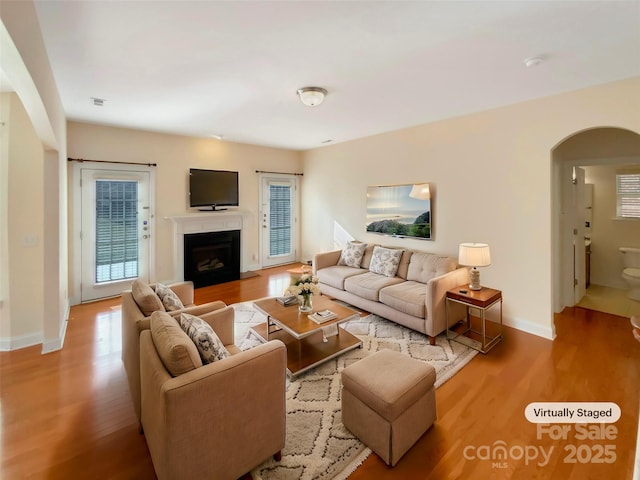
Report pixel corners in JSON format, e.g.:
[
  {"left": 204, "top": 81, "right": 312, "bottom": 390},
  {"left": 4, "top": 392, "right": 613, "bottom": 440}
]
[
  {"left": 269, "top": 184, "right": 291, "bottom": 256},
  {"left": 95, "top": 180, "right": 139, "bottom": 283}
]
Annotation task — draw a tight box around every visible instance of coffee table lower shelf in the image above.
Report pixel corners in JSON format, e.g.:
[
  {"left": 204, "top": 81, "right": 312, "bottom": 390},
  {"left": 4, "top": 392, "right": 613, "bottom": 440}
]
[{"left": 251, "top": 323, "right": 362, "bottom": 377}]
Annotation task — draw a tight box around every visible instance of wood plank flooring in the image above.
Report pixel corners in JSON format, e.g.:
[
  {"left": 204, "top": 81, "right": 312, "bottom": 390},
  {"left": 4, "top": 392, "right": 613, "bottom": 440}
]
[{"left": 1, "top": 265, "right": 638, "bottom": 479}]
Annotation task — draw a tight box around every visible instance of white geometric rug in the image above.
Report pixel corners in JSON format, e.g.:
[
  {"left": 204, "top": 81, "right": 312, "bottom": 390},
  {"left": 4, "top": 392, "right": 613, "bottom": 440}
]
[{"left": 231, "top": 302, "right": 478, "bottom": 480}]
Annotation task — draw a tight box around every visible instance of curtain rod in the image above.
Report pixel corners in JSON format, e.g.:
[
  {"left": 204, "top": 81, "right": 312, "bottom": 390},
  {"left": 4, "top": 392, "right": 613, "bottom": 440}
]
[
  {"left": 67, "top": 157, "right": 157, "bottom": 167},
  {"left": 255, "top": 170, "right": 303, "bottom": 176}
]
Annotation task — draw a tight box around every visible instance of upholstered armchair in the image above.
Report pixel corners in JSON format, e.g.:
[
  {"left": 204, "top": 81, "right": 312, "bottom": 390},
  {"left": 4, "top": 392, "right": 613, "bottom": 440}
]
[
  {"left": 121, "top": 279, "right": 227, "bottom": 428},
  {"left": 140, "top": 310, "right": 287, "bottom": 480}
]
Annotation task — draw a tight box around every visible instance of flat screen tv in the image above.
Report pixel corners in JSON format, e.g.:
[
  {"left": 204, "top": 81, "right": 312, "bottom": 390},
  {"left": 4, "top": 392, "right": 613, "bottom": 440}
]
[{"left": 189, "top": 168, "right": 239, "bottom": 211}]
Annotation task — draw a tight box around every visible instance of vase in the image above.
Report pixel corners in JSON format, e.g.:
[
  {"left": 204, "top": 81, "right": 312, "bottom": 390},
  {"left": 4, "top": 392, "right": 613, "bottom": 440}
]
[{"left": 298, "top": 293, "right": 313, "bottom": 313}]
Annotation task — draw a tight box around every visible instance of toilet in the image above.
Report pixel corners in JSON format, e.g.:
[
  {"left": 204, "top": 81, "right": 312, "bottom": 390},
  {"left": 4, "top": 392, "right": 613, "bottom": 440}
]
[{"left": 620, "top": 247, "right": 640, "bottom": 301}]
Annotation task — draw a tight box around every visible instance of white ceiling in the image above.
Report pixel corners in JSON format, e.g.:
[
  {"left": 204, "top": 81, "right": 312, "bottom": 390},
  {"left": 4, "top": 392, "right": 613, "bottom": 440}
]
[{"left": 33, "top": 1, "right": 640, "bottom": 151}]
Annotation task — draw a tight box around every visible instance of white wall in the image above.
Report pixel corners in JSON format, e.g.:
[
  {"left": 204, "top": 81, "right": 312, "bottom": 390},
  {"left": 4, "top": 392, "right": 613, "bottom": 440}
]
[
  {"left": 1, "top": 1, "right": 69, "bottom": 352},
  {"left": 3, "top": 93, "right": 45, "bottom": 344},
  {"left": 67, "top": 122, "right": 301, "bottom": 300},
  {"left": 301, "top": 77, "right": 640, "bottom": 339}
]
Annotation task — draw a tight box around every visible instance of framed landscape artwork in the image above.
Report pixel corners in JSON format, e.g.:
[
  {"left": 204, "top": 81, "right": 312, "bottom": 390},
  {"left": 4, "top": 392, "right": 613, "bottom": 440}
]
[{"left": 366, "top": 183, "right": 432, "bottom": 240}]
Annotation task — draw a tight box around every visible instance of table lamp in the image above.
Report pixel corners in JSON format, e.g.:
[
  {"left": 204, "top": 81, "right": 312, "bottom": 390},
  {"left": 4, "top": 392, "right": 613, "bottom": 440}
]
[{"left": 458, "top": 243, "right": 491, "bottom": 291}]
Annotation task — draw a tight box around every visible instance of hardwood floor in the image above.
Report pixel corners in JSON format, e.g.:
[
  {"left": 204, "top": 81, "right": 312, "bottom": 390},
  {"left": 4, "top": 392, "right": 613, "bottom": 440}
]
[{"left": 1, "top": 265, "right": 638, "bottom": 479}]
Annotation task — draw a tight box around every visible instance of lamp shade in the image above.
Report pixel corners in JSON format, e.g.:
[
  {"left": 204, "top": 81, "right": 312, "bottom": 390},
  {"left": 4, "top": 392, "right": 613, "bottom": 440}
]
[
  {"left": 297, "top": 87, "right": 327, "bottom": 107},
  {"left": 409, "top": 183, "right": 431, "bottom": 200},
  {"left": 458, "top": 243, "right": 491, "bottom": 267}
]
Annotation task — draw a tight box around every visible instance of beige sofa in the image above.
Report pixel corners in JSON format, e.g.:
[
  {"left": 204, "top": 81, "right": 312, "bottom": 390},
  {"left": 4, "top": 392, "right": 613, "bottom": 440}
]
[
  {"left": 140, "top": 310, "right": 287, "bottom": 480},
  {"left": 313, "top": 243, "right": 468, "bottom": 344},
  {"left": 121, "top": 280, "right": 228, "bottom": 428}
]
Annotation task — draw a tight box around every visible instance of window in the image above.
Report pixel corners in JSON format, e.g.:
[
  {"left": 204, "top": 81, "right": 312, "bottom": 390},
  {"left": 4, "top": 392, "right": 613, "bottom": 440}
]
[
  {"left": 616, "top": 173, "right": 640, "bottom": 219},
  {"left": 269, "top": 184, "right": 292, "bottom": 256},
  {"left": 95, "top": 180, "right": 139, "bottom": 282}
]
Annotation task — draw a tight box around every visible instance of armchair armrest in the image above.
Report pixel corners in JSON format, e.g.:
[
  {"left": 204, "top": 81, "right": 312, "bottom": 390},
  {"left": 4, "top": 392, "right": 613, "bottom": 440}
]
[
  {"left": 425, "top": 267, "right": 469, "bottom": 337},
  {"left": 167, "top": 281, "right": 195, "bottom": 306},
  {"left": 313, "top": 249, "right": 342, "bottom": 274}
]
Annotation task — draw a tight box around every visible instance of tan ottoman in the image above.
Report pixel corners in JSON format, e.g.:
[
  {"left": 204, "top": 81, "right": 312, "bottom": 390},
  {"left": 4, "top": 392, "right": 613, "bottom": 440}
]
[{"left": 341, "top": 349, "right": 437, "bottom": 466}]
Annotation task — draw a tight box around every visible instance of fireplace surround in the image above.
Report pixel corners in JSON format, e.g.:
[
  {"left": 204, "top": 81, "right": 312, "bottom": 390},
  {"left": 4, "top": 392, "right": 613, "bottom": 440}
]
[{"left": 169, "top": 212, "right": 247, "bottom": 286}]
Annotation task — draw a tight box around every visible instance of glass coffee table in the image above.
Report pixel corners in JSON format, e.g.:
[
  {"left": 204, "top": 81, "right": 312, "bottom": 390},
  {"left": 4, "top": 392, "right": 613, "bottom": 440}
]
[{"left": 252, "top": 296, "right": 362, "bottom": 377}]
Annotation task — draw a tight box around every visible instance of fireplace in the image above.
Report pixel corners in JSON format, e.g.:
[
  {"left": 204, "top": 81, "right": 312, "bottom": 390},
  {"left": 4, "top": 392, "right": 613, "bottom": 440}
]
[{"left": 184, "top": 230, "right": 240, "bottom": 288}]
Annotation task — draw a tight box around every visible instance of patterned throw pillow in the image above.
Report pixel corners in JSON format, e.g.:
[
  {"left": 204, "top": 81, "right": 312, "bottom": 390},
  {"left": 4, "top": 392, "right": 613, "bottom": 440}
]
[
  {"left": 155, "top": 282, "right": 185, "bottom": 311},
  {"left": 338, "top": 242, "right": 368, "bottom": 268},
  {"left": 179, "top": 313, "right": 230, "bottom": 364},
  {"left": 369, "top": 246, "right": 405, "bottom": 278}
]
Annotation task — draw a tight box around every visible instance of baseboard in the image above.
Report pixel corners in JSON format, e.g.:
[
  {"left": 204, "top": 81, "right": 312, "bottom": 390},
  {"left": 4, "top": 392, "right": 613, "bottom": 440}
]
[
  {"left": 0, "top": 332, "right": 43, "bottom": 351},
  {"left": 504, "top": 316, "right": 556, "bottom": 340},
  {"left": 0, "top": 304, "right": 70, "bottom": 353},
  {"left": 42, "top": 306, "right": 70, "bottom": 354}
]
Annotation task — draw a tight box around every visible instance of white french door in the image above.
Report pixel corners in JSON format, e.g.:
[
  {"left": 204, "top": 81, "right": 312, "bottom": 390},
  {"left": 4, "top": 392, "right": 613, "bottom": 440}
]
[
  {"left": 260, "top": 174, "right": 299, "bottom": 267},
  {"left": 80, "top": 168, "right": 151, "bottom": 302}
]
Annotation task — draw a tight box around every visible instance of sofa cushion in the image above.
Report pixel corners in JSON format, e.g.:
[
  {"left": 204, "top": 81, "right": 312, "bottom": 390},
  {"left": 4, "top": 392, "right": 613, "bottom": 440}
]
[
  {"left": 397, "top": 250, "right": 413, "bottom": 280},
  {"left": 379, "top": 281, "right": 427, "bottom": 319},
  {"left": 132, "top": 279, "right": 165, "bottom": 316},
  {"left": 155, "top": 282, "right": 185, "bottom": 311},
  {"left": 369, "top": 246, "right": 405, "bottom": 278},
  {"left": 317, "top": 265, "right": 366, "bottom": 290},
  {"left": 361, "top": 244, "right": 378, "bottom": 270},
  {"left": 150, "top": 311, "right": 202, "bottom": 377},
  {"left": 179, "top": 313, "right": 231, "bottom": 364},
  {"left": 344, "top": 272, "right": 405, "bottom": 301},
  {"left": 407, "top": 253, "right": 458, "bottom": 283},
  {"left": 338, "top": 242, "right": 368, "bottom": 268}
]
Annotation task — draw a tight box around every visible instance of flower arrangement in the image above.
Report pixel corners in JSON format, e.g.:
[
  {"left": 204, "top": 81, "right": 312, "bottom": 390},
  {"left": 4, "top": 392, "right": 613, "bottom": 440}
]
[
  {"left": 285, "top": 272, "right": 320, "bottom": 312},
  {"left": 285, "top": 273, "right": 321, "bottom": 297}
]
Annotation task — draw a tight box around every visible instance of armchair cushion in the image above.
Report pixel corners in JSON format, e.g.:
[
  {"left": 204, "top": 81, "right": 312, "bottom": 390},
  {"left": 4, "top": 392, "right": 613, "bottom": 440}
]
[
  {"left": 179, "top": 313, "right": 230, "bottom": 364},
  {"left": 155, "top": 282, "right": 185, "bottom": 311},
  {"left": 150, "top": 311, "right": 202, "bottom": 377},
  {"left": 132, "top": 279, "right": 165, "bottom": 316}
]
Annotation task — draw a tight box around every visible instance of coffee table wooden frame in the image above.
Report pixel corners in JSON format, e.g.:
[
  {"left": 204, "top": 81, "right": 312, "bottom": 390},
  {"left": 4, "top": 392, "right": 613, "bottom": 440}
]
[{"left": 252, "top": 296, "right": 362, "bottom": 377}]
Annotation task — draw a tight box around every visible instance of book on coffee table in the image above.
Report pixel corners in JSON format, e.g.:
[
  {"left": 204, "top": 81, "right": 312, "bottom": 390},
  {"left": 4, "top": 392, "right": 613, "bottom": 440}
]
[
  {"left": 276, "top": 295, "right": 298, "bottom": 306},
  {"left": 309, "top": 310, "right": 337, "bottom": 324}
]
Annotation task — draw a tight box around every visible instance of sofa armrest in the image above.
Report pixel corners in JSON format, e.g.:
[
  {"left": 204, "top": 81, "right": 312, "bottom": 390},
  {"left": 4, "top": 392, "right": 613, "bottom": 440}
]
[
  {"left": 425, "top": 267, "right": 469, "bottom": 337},
  {"left": 313, "top": 249, "right": 342, "bottom": 274},
  {"left": 167, "top": 281, "right": 195, "bottom": 306},
  {"left": 140, "top": 335, "right": 287, "bottom": 479}
]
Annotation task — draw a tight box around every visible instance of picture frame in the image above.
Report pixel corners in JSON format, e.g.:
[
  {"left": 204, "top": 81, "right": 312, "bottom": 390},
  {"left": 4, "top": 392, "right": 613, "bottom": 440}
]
[{"left": 366, "top": 183, "right": 432, "bottom": 240}]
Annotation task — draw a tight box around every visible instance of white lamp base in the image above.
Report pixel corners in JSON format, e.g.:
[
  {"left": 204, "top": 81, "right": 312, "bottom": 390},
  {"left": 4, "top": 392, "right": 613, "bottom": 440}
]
[{"left": 469, "top": 267, "right": 481, "bottom": 290}]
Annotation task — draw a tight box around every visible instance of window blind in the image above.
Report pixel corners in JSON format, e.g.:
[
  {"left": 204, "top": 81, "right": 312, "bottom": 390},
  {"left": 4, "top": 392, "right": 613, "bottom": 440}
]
[
  {"left": 269, "top": 184, "right": 291, "bottom": 256},
  {"left": 616, "top": 173, "right": 640, "bottom": 219},
  {"left": 95, "top": 180, "right": 139, "bottom": 283}
]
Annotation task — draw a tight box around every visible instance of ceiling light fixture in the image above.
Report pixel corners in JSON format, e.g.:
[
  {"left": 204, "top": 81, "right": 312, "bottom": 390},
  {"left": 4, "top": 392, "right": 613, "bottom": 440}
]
[{"left": 297, "top": 87, "right": 327, "bottom": 107}]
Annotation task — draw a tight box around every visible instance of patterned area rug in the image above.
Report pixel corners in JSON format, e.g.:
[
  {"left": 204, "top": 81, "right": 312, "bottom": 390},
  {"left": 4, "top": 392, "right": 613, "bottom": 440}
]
[{"left": 231, "top": 301, "right": 478, "bottom": 480}]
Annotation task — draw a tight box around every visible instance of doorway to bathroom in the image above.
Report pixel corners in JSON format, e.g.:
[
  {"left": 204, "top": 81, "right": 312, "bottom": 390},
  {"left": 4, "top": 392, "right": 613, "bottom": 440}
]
[{"left": 553, "top": 127, "right": 640, "bottom": 318}]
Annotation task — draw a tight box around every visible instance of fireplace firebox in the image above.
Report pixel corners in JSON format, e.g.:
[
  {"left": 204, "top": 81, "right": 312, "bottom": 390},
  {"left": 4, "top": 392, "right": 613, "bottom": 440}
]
[{"left": 184, "top": 230, "right": 240, "bottom": 288}]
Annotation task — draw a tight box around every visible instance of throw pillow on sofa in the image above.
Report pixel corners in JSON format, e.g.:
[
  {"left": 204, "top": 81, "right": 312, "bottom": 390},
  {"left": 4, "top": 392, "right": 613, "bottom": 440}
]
[
  {"left": 369, "top": 246, "right": 404, "bottom": 278},
  {"left": 338, "top": 242, "right": 368, "bottom": 268},
  {"left": 155, "top": 282, "right": 185, "bottom": 311},
  {"left": 179, "top": 313, "right": 230, "bottom": 364}
]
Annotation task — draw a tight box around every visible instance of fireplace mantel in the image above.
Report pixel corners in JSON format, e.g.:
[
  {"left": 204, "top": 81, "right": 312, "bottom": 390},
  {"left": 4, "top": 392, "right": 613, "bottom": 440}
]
[{"left": 167, "top": 211, "right": 249, "bottom": 281}]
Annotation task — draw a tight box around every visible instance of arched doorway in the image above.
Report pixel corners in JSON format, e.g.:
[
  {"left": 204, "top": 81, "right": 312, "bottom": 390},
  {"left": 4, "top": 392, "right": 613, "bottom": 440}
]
[{"left": 552, "top": 127, "right": 640, "bottom": 316}]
